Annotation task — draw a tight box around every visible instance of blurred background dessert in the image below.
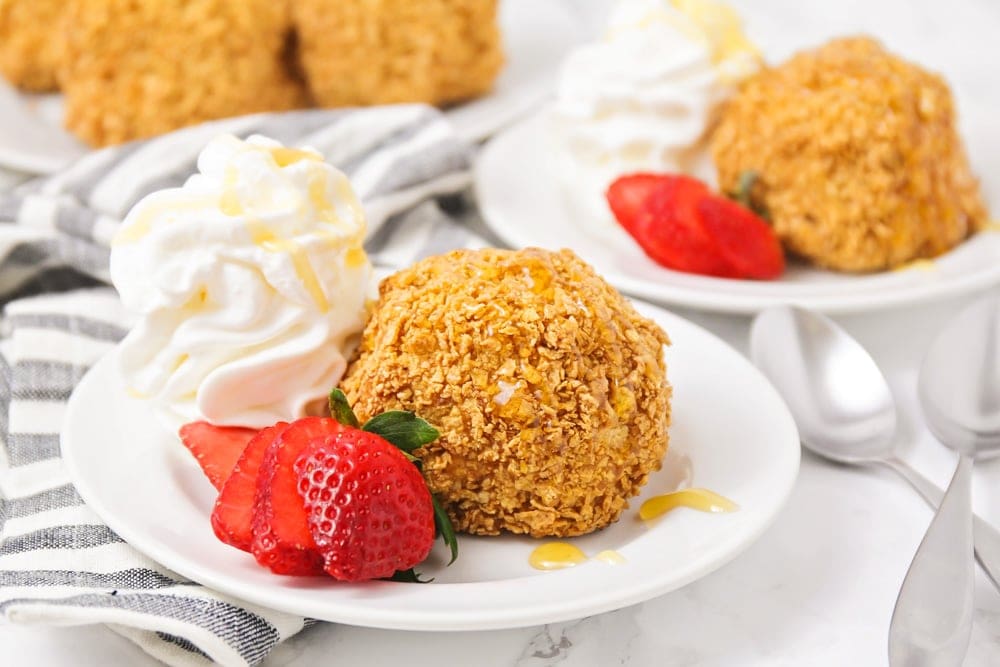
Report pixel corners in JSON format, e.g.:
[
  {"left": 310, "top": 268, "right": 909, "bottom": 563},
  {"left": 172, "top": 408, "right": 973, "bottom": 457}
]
[
  {"left": 711, "top": 37, "right": 987, "bottom": 272},
  {"left": 0, "top": 0, "right": 504, "bottom": 147},
  {"left": 0, "top": 0, "right": 64, "bottom": 91},
  {"left": 294, "top": 0, "right": 503, "bottom": 107},
  {"left": 61, "top": 0, "right": 307, "bottom": 147}
]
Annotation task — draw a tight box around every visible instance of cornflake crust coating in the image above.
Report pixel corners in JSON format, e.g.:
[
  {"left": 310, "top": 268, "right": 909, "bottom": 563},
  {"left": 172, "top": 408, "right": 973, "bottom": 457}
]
[
  {"left": 60, "top": 0, "right": 307, "bottom": 147},
  {"left": 711, "top": 37, "right": 988, "bottom": 272},
  {"left": 342, "top": 248, "right": 672, "bottom": 538},
  {"left": 293, "top": 0, "right": 503, "bottom": 107},
  {"left": 0, "top": 0, "right": 64, "bottom": 91}
]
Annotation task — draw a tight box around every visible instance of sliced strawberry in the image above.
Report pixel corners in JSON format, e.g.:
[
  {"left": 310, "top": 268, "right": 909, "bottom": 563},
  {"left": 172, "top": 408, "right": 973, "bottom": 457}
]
[
  {"left": 295, "top": 432, "right": 436, "bottom": 582},
  {"left": 179, "top": 422, "right": 258, "bottom": 491},
  {"left": 211, "top": 422, "right": 289, "bottom": 551},
  {"left": 696, "top": 195, "right": 785, "bottom": 279},
  {"left": 606, "top": 173, "right": 676, "bottom": 233},
  {"left": 627, "top": 177, "right": 739, "bottom": 277},
  {"left": 251, "top": 417, "right": 344, "bottom": 576}
]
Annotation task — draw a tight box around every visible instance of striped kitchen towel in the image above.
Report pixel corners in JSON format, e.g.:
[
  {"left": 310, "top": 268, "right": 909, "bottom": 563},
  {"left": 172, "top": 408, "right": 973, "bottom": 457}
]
[{"left": 0, "top": 106, "right": 497, "bottom": 666}]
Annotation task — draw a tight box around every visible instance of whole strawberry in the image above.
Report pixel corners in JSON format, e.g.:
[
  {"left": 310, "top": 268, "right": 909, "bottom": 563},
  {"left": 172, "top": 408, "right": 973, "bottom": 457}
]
[{"left": 294, "top": 390, "right": 457, "bottom": 582}]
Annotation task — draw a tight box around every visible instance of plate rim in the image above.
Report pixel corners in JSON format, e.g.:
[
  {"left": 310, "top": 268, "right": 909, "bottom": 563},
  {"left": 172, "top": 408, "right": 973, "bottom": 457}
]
[
  {"left": 61, "top": 300, "right": 800, "bottom": 631},
  {"left": 474, "top": 111, "right": 1000, "bottom": 315}
]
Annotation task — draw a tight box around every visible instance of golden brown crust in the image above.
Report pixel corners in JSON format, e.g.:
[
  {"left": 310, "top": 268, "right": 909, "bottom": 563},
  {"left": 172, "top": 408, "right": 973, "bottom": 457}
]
[
  {"left": 293, "top": 0, "right": 504, "bottom": 107},
  {"left": 59, "top": 0, "right": 308, "bottom": 147},
  {"left": 711, "top": 37, "right": 988, "bottom": 272},
  {"left": 341, "top": 248, "right": 671, "bottom": 538},
  {"left": 0, "top": 0, "right": 65, "bottom": 91}
]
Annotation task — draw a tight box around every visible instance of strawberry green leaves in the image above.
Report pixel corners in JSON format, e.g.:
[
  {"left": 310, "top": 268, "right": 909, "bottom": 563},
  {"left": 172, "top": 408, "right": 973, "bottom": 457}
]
[{"left": 362, "top": 411, "right": 440, "bottom": 452}]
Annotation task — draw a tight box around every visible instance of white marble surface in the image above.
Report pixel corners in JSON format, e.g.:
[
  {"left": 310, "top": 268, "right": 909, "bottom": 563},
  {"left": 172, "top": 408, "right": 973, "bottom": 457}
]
[{"left": 3, "top": 0, "right": 1000, "bottom": 664}]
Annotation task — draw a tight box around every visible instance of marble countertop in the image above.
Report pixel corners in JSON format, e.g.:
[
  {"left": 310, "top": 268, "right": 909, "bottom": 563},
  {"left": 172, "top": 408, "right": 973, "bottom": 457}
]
[{"left": 3, "top": 0, "right": 1000, "bottom": 664}]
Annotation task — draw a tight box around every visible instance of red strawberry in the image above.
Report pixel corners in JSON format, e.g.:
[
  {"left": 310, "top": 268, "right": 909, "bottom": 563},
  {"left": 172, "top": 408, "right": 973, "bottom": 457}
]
[
  {"left": 631, "top": 178, "right": 739, "bottom": 277},
  {"left": 696, "top": 195, "right": 785, "bottom": 279},
  {"left": 179, "top": 422, "right": 258, "bottom": 491},
  {"left": 251, "top": 417, "right": 344, "bottom": 575},
  {"left": 605, "top": 173, "right": 673, "bottom": 233},
  {"left": 606, "top": 172, "right": 785, "bottom": 280},
  {"left": 212, "top": 422, "right": 289, "bottom": 551},
  {"left": 295, "top": 431, "right": 435, "bottom": 582}
]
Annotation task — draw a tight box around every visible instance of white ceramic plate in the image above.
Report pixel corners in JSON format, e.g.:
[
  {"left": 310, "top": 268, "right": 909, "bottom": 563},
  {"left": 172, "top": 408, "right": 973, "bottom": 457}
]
[
  {"left": 0, "top": 0, "right": 585, "bottom": 175},
  {"left": 475, "top": 112, "right": 1000, "bottom": 314},
  {"left": 61, "top": 300, "right": 799, "bottom": 631}
]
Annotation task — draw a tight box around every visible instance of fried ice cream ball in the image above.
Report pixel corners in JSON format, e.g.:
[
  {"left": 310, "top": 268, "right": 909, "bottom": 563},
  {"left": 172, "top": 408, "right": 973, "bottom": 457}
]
[
  {"left": 341, "top": 248, "right": 671, "bottom": 538},
  {"left": 292, "top": 0, "right": 503, "bottom": 107},
  {"left": 60, "top": 0, "right": 308, "bottom": 147},
  {"left": 711, "top": 37, "right": 988, "bottom": 272},
  {"left": 0, "top": 0, "right": 64, "bottom": 91}
]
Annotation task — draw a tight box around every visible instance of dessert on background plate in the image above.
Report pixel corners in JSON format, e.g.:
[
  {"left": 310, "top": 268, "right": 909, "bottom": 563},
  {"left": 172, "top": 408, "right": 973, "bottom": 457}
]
[
  {"left": 110, "top": 133, "right": 372, "bottom": 432},
  {"left": 540, "top": 0, "right": 990, "bottom": 280},
  {"left": 294, "top": 0, "right": 503, "bottom": 108},
  {"left": 0, "top": 0, "right": 63, "bottom": 91},
  {"left": 548, "top": 0, "right": 760, "bottom": 230},
  {"left": 342, "top": 247, "right": 672, "bottom": 538},
  {"left": 711, "top": 36, "right": 988, "bottom": 272},
  {"left": 0, "top": 0, "right": 504, "bottom": 146},
  {"left": 60, "top": 0, "right": 308, "bottom": 147}
]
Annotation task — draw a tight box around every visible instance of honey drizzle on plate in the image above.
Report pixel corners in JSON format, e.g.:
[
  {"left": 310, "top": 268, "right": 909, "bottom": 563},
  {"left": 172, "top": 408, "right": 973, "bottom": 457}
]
[
  {"left": 528, "top": 544, "right": 626, "bottom": 571},
  {"left": 639, "top": 488, "right": 739, "bottom": 520}
]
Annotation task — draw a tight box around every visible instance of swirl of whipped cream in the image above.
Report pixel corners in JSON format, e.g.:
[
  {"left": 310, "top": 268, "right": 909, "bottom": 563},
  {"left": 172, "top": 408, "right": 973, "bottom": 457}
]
[
  {"left": 549, "top": 0, "right": 760, "bottom": 227},
  {"left": 110, "top": 134, "right": 372, "bottom": 431}
]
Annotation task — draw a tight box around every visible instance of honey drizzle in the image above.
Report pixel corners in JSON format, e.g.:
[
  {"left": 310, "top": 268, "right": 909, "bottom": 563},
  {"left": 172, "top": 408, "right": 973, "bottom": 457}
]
[
  {"left": 639, "top": 488, "right": 739, "bottom": 520},
  {"left": 528, "top": 542, "right": 587, "bottom": 571},
  {"left": 528, "top": 544, "right": 626, "bottom": 571}
]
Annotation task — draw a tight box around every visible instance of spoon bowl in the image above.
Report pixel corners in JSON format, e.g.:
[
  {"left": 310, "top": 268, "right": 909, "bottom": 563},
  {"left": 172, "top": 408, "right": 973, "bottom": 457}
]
[
  {"left": 919, "top": 295, "right": 1000, "bottom": 459},
  {"left": 750, "top": 306, "right": 897, "bottom": 464}
]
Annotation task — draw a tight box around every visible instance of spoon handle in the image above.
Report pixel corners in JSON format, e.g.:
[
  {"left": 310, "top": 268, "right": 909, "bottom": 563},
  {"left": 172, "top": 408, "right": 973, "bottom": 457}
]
[
  {"left": 883, "top": 456, "right": 1000, "bottom": 590},
  {"left": 888, "top": 454, "right": 975, "bottom": 667}
]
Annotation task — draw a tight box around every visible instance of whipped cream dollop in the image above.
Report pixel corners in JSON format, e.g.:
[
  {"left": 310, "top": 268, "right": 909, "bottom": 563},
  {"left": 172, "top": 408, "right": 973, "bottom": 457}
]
[
  {"left": 549, "top": 0, "right": 760, "bottom": 226},
  {"left": 110, "top": 134, "right": 372, "bottom": 431}
]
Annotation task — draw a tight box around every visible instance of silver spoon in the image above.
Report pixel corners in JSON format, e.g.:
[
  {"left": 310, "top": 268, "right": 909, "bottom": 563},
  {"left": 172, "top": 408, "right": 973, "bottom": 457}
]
[
  {"left": 889, "top": 295, "right": 1000, "bottom": 666},
  {"left": 749, "top": 306, "right": 1000, "bottom": 592}
]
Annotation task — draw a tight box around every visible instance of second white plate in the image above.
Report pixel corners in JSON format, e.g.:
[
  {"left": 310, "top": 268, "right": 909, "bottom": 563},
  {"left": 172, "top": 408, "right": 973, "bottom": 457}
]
[
  {"left": 475, "top": 112, "right": 1000, "bottom": 314},
  {"left": 62, "top": 300, "right": 799, "bottom": 631}
]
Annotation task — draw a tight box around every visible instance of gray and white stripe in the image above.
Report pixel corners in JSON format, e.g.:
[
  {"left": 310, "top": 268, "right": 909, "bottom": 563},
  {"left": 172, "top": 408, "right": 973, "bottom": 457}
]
[{"left": 0, "top": 106, "right": 491, "bottom": 666}]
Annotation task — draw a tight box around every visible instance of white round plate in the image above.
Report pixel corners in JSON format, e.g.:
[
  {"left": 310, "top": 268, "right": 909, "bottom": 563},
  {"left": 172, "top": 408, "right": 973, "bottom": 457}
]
[
  {"left": 61, "top": 301, "right": 799, "bottom": 631},
  {"left": 475, "top": 112, "right": 1000, "bottom": 314},
  {"left": 0, "top": 0, "right": 585, "bottom": 175}
]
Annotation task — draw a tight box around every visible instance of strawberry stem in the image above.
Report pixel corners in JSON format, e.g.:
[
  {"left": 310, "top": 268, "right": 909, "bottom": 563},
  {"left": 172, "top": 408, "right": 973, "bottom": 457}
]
[
  {"left": 328, "top": 389, "right": 360, "bottom": 427},
  {"left": 729, "top": 170, "right": 771, "bottom": 222},
  {"left": 432, "top": 495, "right": 459, "bottom": 564},
  {"left": 387, "top": 568, "right": 433, "bottom": 583}
]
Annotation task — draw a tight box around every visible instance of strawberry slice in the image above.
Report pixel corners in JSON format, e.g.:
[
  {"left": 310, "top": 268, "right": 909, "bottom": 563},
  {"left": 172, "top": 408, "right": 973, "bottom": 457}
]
[
  {"left": 696, "top": 195, "right": 785, "bottom": 279},
  {"left": 295, "top": 432, "right": 435, "bottom": 582},
  {"left": 211, "top": 422, "right": 289, "bottom": 551},
  {"left": 179, "top": 422, "right": 258, "bottom": 491},
  {"left": 251, "top": 417, "right": 345, "bottom": 576},
  {"left": 627, "top": 176, "right": 739, "bottom": 277},
  {"left": 605, "top": 173, "right": 673, "bottom": 234}
]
